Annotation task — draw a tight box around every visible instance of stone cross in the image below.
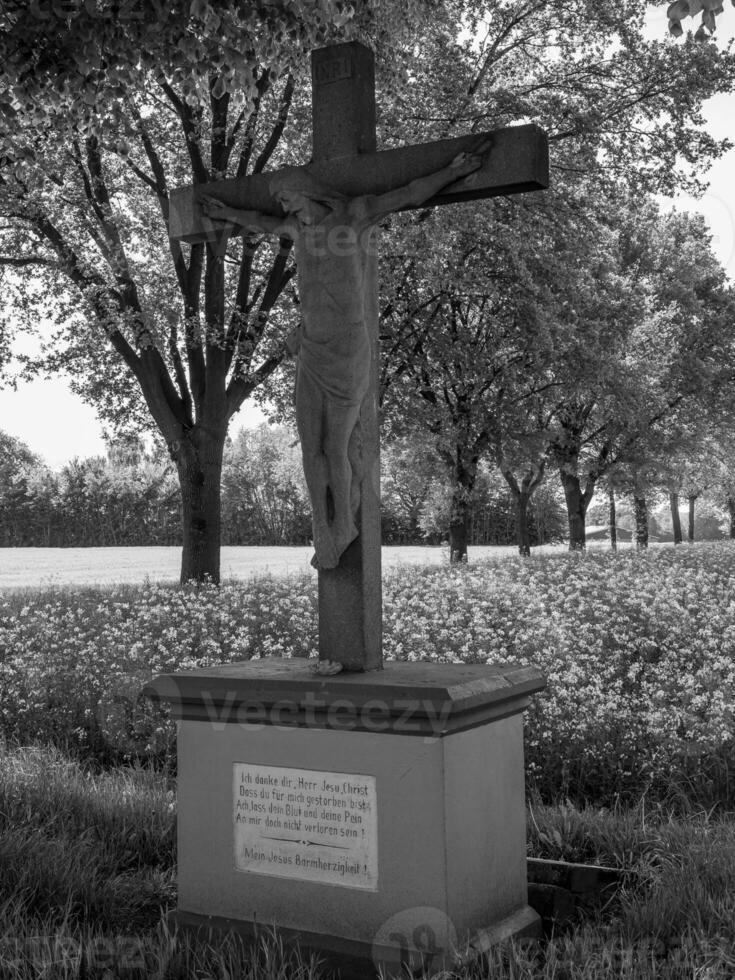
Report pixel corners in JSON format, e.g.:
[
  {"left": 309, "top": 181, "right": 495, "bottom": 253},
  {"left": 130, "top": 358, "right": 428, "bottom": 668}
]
[{"left": 168, "top": 41, "right": 548, "bottom": 673}]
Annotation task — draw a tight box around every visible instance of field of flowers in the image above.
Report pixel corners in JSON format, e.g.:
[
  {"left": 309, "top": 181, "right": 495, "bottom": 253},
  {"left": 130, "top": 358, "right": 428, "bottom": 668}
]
[{"left": 1, "top": 542, "right": 734, "bottom": 808}]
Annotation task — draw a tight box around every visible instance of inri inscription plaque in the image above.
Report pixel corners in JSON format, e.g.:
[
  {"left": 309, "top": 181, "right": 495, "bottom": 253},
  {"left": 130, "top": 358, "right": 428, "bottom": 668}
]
[{"left": 233, "top": 763, "right": 378, "bottom": 890}]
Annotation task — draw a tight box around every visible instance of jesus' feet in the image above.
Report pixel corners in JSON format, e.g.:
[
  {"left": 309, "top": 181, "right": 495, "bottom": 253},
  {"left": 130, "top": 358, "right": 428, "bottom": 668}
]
[
  {"left": 330, "top": 519, "right": 359, "bottom": 564},
  {"left": 311, "top": 659, "right": 343, "bottom": 675},
  {"left": 310, "top": 525, "right": 340, "bottom": 570},
  {"left": 310, "top": 518, "right": 359, "bottom": 570}
]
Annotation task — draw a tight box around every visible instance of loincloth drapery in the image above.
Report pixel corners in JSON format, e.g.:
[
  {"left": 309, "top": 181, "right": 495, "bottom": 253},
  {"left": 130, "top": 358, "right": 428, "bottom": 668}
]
[{"left": 297, "top": 320, "right": 371, "bottom": 408}]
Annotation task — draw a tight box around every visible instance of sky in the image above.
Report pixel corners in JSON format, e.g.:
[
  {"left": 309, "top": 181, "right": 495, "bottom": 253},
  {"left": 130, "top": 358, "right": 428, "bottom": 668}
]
[{"left": 1, "top": 7, "right": 734, "bottom": 469}]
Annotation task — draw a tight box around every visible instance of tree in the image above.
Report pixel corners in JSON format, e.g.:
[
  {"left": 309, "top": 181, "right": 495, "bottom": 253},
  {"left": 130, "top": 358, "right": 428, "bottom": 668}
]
[
  {"left": 0, "top": 1, "right": 427, "bottom": 581},
  {"left": 497, "top": 457, "right": 547, "bottom": 558},
  {"left": 550, "top": 194, "right": 735, "bottom": 548},
  {"left": 707, "top": 427, "right": 735, "bottom": 538},
  {"left": 0, "top": 430, "right": 49, "bottom": 545},
  {"left": 380, "top": 432, "right": 448, "bottom": 544},
  {"left": 221, "top": 424, "right": 310, "bottom": 545},
  {"left": 380, "top": 193, "right": 561, "bottom": 561},
  {"left": 375, "top": 1, "right": 734, "bottom": 198},
  {"left": 372, "top": 0, "right": 735, "bottom": 559}
]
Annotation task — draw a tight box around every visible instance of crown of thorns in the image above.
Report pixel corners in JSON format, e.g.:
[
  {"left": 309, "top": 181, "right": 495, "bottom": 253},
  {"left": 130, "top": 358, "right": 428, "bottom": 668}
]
[{"left": 269, "top": 167, "right": 346, "bottom": 207}]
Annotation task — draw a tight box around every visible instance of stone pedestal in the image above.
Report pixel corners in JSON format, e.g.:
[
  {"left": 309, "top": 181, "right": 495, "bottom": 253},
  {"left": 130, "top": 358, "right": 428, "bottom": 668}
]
[{"left": 144, "top": 659, "right": 545, "bottom": 976}]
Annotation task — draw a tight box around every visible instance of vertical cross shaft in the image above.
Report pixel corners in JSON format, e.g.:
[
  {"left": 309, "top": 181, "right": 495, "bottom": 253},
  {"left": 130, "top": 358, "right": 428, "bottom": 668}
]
[{"left": 311, "top": 42, "right": 382, "bottom": 671}]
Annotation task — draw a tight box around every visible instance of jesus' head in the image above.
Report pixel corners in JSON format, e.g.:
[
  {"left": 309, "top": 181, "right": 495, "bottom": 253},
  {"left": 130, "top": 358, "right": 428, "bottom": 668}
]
[{"left": 269, "top": 168, "right": 345, "bottom": 224}]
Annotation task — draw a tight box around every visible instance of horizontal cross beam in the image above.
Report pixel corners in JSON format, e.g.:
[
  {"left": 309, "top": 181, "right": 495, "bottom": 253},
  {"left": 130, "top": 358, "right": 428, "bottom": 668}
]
[{"left": 168, "top": 123, "right": 548, "bottom": 244}]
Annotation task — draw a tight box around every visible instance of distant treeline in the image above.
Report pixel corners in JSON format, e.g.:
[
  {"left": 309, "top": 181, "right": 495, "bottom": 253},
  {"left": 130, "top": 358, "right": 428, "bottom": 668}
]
[{"left": 0, "top": 426, "right": 566, "bottom": 548}]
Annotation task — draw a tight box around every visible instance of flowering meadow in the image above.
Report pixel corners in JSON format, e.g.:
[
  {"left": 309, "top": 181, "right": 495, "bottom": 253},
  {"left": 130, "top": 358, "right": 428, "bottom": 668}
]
[{"left": 1, "top": 543, "right": 734, "bottom": 808}]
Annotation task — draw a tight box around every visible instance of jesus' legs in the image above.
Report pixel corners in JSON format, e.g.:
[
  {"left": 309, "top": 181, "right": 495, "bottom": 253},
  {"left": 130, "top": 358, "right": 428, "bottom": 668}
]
[
  {"left": 323, "top": 400, "right": 362, "bottom": 562},
  {"left": 296, "top": 369, "right": 339, "bottom": 569},
  {"left": 296, "top": 357, "right": 364, "bottom": 569}
]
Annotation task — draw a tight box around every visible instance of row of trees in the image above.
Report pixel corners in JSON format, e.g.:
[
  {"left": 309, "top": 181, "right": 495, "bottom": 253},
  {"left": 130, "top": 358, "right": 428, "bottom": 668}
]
[
  {"left": 0, "top": 428, "right": 306, "bottom": 547},
  {"left": 2, "top": 2, "right": 735, "bottom": 575},
  {"left": 3, "top": 419, "right": 734, "bottom": 551},
  {"left": 0, "top": 427, "right": 568, "bottom": 548},
  {"left": 372, "top": 179, "right": 735, "bottom": 560}
]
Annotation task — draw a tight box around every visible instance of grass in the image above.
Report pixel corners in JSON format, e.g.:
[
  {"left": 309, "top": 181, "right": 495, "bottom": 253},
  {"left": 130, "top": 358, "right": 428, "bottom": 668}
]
[
  {"left": 0, "top": 544, "right": 574, "bottom": 589},
  {"left": 0, "top": 745, "right": 324, "bottom": 979},
  {"left": 0, "top": 744, "right": 733, "bottom": 979}
]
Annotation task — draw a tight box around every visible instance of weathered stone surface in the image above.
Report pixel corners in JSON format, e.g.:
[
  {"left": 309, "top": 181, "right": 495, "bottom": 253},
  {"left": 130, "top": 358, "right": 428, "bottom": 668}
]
[
  {"left": 168, "top": 123, "right": 549, "bottom": 244},
  {"left": 168, "top": 700, "right": 539, "bottom": 972},
  {"left": 142, "top": 657, "right": 547, "bottom": 735},
  {"left": 471, "top": 906, "right": 543, "bottom": 954},
  {"left": 311, "top": 41, "right": 376, "bottom": 160},
  {"left": 309, "top": 42, "right": 381, "bottom": 667}
]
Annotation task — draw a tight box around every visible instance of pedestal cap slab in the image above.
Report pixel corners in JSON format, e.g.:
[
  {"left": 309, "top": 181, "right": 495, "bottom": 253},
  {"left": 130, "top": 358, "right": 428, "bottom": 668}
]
[{"left": 143, "top": 658, "right": 546, "bottom": 737}]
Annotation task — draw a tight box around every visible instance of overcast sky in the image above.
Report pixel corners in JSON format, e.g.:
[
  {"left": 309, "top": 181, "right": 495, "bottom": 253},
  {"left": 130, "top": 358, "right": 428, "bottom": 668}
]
[{"left": 1, "top": 7, "right": 734, "bottom": 468}]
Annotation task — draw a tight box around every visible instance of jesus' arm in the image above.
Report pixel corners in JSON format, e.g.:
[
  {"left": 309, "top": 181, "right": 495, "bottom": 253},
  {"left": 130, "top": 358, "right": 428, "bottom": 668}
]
[
  {"left": 198, "top": 195, "right": 294, "bottom": 237},
  {"left": 348, "top": 141, "right": 491, "bottom": 226}
]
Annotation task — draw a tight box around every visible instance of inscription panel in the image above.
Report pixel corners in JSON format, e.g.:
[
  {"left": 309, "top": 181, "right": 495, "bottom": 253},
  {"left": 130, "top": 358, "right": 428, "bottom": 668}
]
[
  {"left": 233, "top": 763, "right": 378, "bottom": 890},
  {"left": 313, "top": 54, "right": 353, "bottom": 85}
]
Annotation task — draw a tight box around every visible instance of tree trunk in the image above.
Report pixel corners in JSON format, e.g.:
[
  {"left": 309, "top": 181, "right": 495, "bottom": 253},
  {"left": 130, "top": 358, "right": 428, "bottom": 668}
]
[
  {"left": 446, "top": 446, "right": 480, "bottom": 564},
  {"left": 727, "top": 496, "right": 735, "bottom": 539},
  {"left": 669, "top": 492, "right": 682, "bottom": 545},
  {"left": 515, "top": 491, "right": 532, "bottom": 557},
  {"left": 498, "top": 462, "right": 545, "bottom": 558},
  {"left": 173, "top": 429, "right": 226, "bottom": 583},
  {"left": 559, "top": 469, "right": 587, "bottom": 551},
  {"left": 608, "top": 490, "right": 617, "bottom": 553},
  {"left": 633, "top": 495, "right": 649, "bottom": 550},
  {"left": 688, "top": 494, "right": 697, "bottom": 543},
  {"left": 448, "top": 495, "right": 470, "bottom": 563}
]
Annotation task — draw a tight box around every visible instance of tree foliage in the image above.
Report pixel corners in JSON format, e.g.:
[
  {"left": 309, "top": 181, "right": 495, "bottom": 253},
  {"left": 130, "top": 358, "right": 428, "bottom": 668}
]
[
  {"left": 2, "top": 0, "right": 735, "bottom": 570},
  {"left": 380, "top": 166, "right": 735, "bottom": 555},
  {"left": 0, "top": 0, "right": 416, "bottom": 579},
  {"left": 667, "top": 0, "right": 735, "bottom": 39}
]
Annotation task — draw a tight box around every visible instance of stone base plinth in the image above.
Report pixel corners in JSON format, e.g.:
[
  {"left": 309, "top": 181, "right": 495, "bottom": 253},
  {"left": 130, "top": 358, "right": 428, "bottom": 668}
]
[{"left": 144, "top": 659, "right": 545, "bottom": 976}]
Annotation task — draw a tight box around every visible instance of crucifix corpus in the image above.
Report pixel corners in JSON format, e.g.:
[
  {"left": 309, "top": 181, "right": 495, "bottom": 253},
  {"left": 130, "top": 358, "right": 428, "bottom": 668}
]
[{"left": 169, "top": 41, "right": 549, "bottom": 674}]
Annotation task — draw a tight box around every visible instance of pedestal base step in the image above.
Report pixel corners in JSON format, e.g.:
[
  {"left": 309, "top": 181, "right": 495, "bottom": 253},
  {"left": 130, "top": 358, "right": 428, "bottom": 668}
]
[{"left": 173, "top": 905, "right": 542, "bottom": 979}]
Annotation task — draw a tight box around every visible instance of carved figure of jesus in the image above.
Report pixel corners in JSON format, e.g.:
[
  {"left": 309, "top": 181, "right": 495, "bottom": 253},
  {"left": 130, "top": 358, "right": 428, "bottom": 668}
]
[{"left": 202, "top": 147, "right": 486, "bottom": 570}]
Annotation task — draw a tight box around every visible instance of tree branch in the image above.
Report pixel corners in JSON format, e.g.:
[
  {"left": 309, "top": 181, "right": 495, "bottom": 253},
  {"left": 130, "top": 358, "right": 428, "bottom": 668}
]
[
  {"left": 209, "top": 72, "right": 231, "bottom": 177},
  {"left": 227, "top": 351, "right": 285, "bottom": 420},
  {"left": 230, "top": 236, "right": 294, "bottom": 382},
  {"left": 0, "top": 254, "right": 58, "bottom": 267},
  {"left": 167, "top": 313, "right": 194, "bottom": 426},
  {"left": 225, "top": 233, "right": 261, "bottom": 372},
  {"left": 236, "top": 70, "right": 270, "bottom": 179},
  {"left": 158, "top": 77, "right": 208, "bottom": 183},
  {"left": 252, "top": 73, "right": 295, "bottom": 174}
]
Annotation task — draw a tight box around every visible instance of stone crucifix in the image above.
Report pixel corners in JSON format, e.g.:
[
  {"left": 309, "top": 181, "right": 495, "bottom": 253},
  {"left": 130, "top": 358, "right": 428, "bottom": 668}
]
[{"left": 168, "top": 41, "right": 548, "bottom": 674}]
